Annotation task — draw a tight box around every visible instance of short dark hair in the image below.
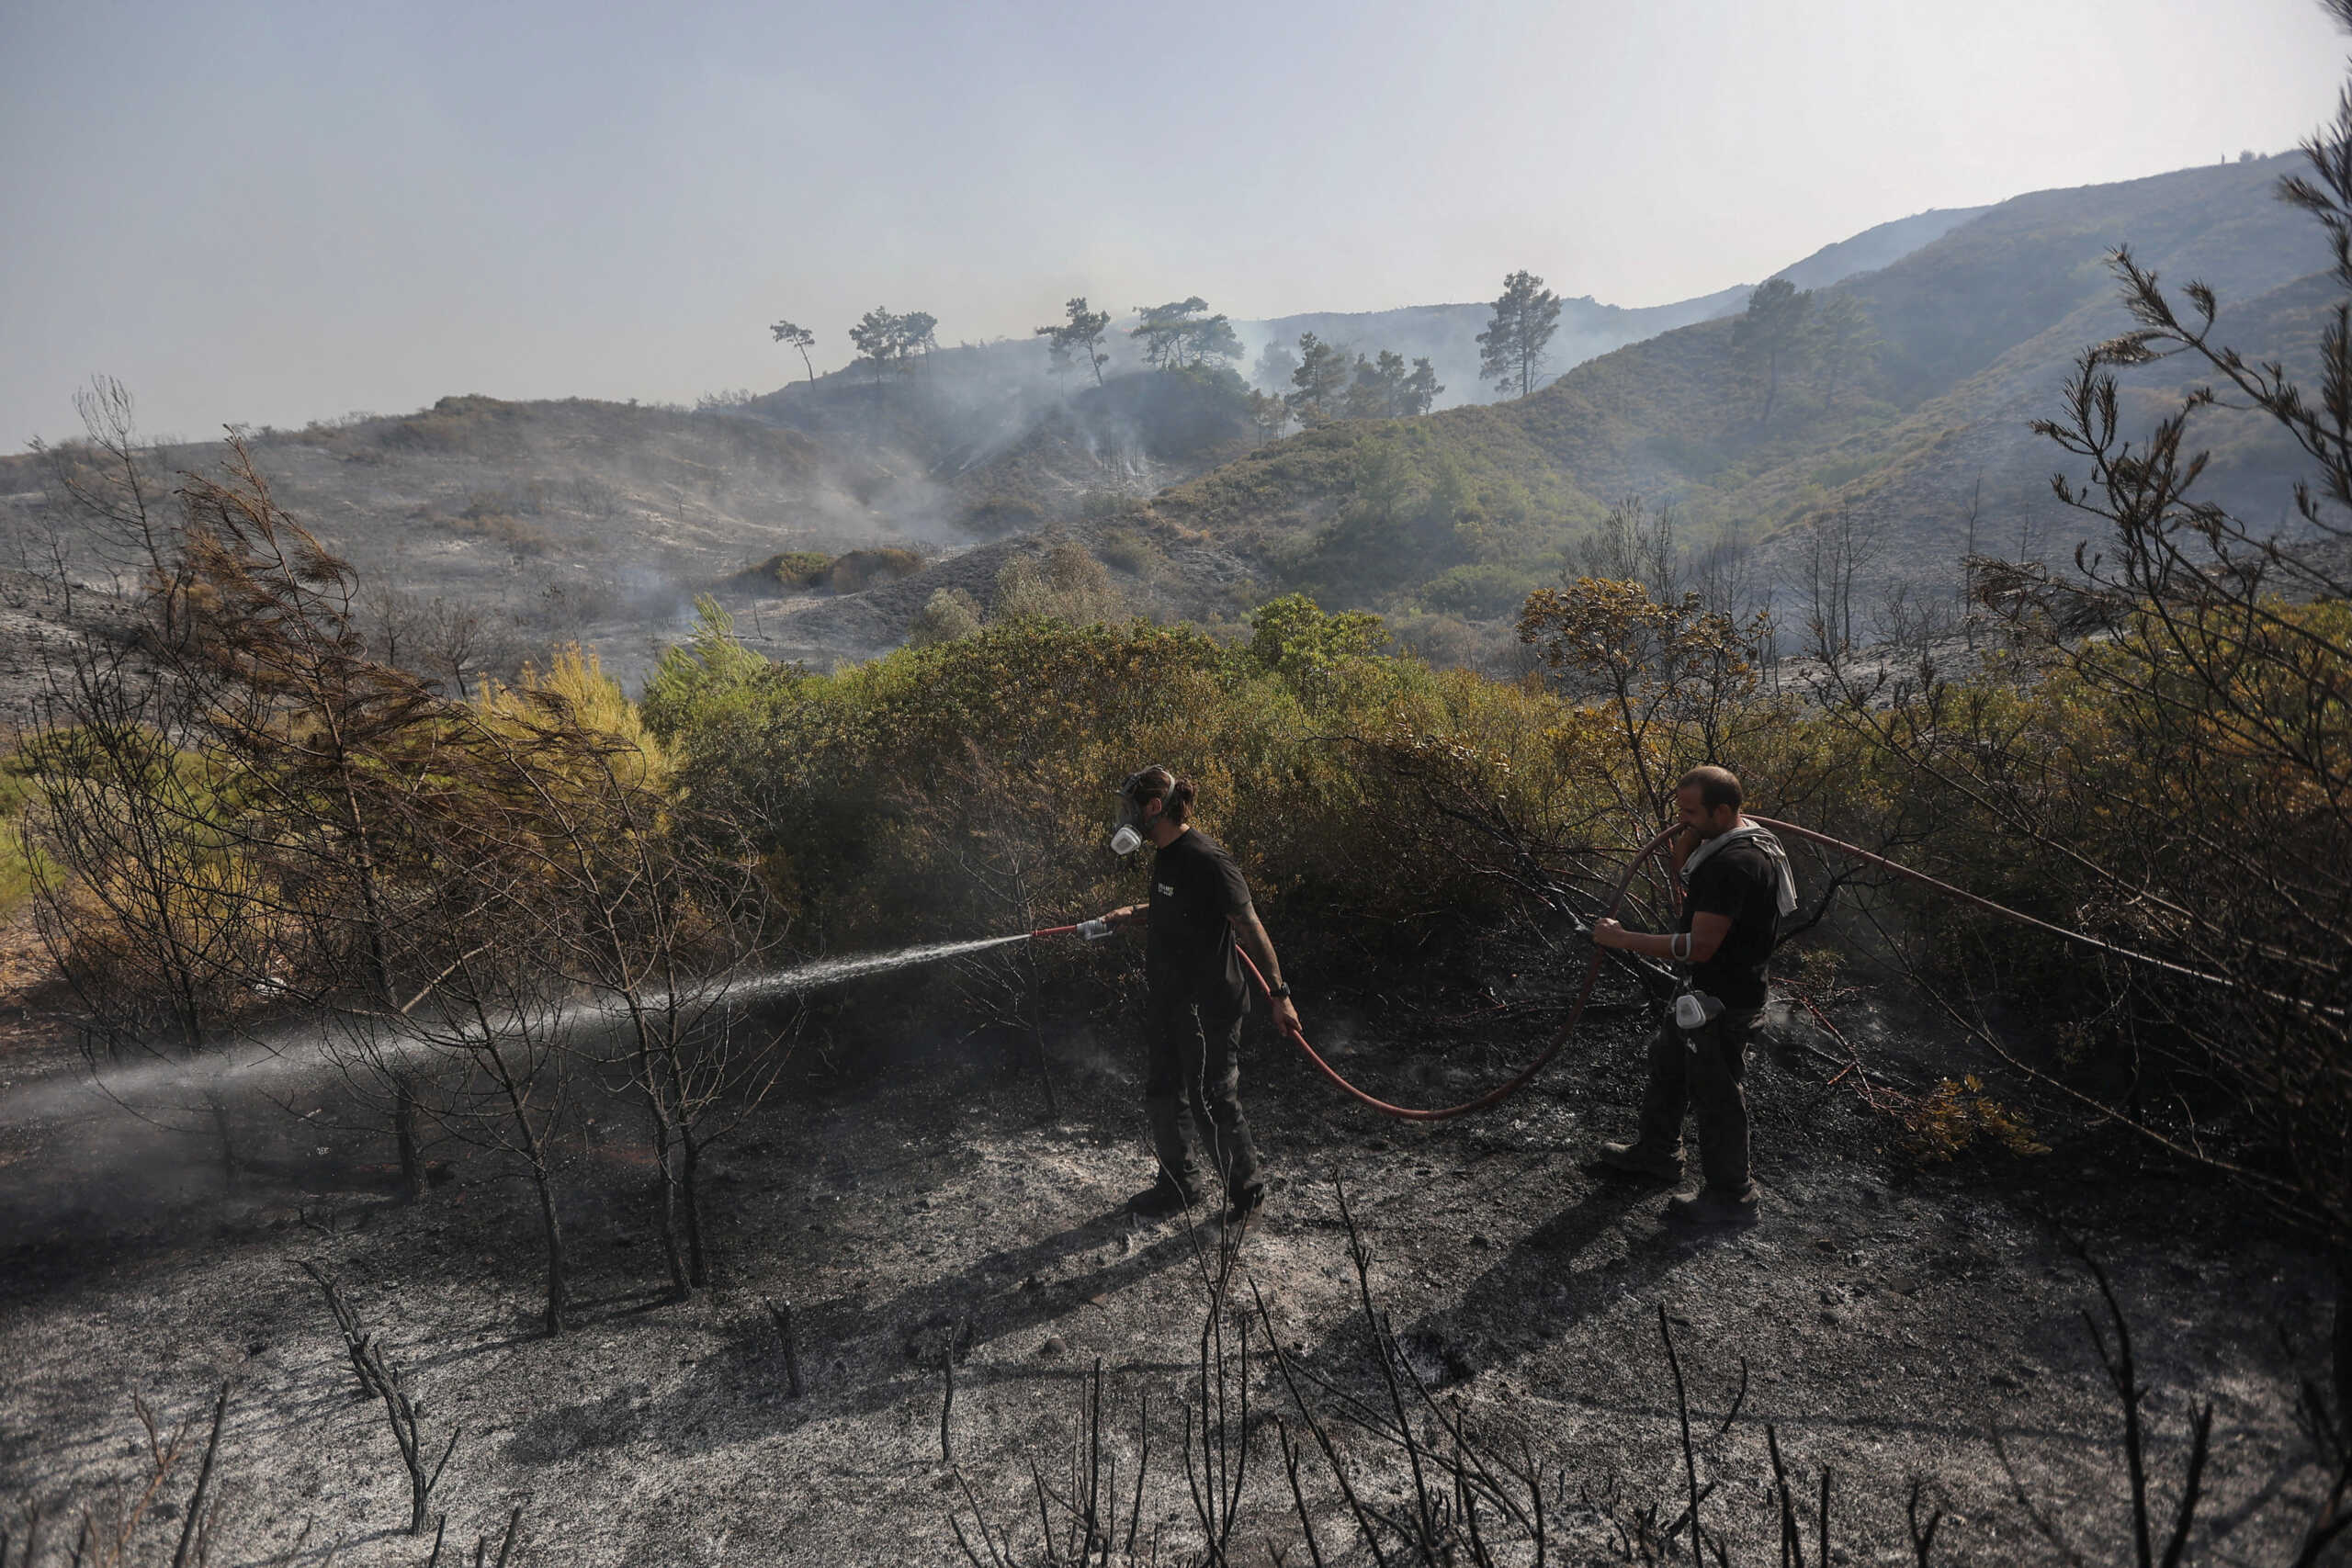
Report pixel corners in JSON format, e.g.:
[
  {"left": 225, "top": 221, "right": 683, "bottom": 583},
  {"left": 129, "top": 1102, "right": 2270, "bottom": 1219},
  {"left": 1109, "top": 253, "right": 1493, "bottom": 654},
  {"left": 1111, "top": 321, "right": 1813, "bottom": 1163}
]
[
  {"left": 1676, "top": 764, "right": 1743, "bottom": 812},
  {"left": 1124, "top": 764, "right": 1195, "bottom": 825}
]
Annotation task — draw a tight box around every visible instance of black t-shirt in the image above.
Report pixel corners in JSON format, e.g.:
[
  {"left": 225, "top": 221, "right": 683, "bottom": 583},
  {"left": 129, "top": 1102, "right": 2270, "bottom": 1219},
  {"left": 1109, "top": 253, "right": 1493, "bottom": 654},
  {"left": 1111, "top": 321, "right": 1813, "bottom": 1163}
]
[
  {"left": 1680, "top": 838, "right": 1781, "bottom": 1010},
  {"left": 1146, "top": 829, "right": 1252, "bottom": 1012}
]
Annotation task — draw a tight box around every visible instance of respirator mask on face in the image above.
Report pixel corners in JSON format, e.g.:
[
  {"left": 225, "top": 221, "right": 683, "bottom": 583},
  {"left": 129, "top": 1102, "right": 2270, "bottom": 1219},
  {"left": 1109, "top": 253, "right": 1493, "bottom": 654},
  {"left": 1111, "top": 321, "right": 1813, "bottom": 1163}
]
[
  {"left": 1110, "top": 767, "right": 1166, "bottom": 856},
  {"left": 1109, "top": 810, "right": 1145, "bottom": 858}
]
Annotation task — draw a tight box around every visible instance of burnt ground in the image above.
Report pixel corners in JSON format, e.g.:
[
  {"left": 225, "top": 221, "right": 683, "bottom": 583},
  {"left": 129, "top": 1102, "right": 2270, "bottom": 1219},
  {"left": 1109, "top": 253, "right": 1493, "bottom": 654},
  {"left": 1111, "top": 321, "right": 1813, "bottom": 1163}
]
[{"left": 0, "top": 934, "right": 2341, "bottom": 1567}]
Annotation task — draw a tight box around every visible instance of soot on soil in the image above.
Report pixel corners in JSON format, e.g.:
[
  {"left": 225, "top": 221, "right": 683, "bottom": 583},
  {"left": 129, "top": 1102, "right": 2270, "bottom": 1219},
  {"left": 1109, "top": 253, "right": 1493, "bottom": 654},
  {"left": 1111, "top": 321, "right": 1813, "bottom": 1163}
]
[{"left": 0, "top": 944, "right": 2336, "bottom": 1564}]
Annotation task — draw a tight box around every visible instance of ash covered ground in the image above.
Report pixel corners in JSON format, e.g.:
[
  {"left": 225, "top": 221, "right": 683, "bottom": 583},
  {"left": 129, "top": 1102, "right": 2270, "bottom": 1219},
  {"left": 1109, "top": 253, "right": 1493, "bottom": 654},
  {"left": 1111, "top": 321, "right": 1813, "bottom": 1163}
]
[{"left": 0, "top": 931, "right": 2338, "bottom": 1566}]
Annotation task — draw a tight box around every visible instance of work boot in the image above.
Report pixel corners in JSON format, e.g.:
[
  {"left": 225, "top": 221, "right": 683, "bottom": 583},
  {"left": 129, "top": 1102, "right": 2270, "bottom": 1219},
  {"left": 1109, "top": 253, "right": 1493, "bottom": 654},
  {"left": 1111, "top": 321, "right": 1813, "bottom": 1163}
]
[
  {"left": 1664, "top": 1184, "right": 1762, "bottom": 1228},
  {"left": 1224, "top": 1182, "right": 1267, "bottom": 1230},
  {"left": 1593, "top": 1140, "right": 1683, "bottom": 1183},
  {"left": 1127, "top": 1178, "right": 1203, "bottom": 1219}
]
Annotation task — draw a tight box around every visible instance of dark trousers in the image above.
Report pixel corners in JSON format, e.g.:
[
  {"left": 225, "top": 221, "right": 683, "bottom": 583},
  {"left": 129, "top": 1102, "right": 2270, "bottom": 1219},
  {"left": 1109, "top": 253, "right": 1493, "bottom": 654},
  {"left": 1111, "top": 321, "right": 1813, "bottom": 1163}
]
[
  {"left": 1635, "top": 1007, "right": 1761, "bottom": 1196},
  {"left": 1145, "top": 992, "right": 1261, "bottom": 1201}
]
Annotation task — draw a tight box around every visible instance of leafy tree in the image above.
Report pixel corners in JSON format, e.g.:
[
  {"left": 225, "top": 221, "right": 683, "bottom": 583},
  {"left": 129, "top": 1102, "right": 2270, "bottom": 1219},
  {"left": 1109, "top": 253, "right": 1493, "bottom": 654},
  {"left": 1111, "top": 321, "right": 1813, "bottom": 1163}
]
[
  {"left": 1246, "top": 388, "right": 1291, "bottom": 443},
  {"left": 1345, "top": 350, "right": 1408, "bottom": 419},
  {"left": 1252, "top": 339, "right": 1299, "bottom": 393},
  {"left": 1731, "top": 276, "right": 1814, "bottom": 426},
  {"left": 897, "top": 310, "right": 939, "bottom": 367},
  {"left": 1245, "top": 592, "right": 1390, "bottom": 705},
  {"left": 848, "top": 308, "right": 903, "bottom": 390},
  {"left": 847, "top": 308, "right": 939, "bottom": 393},
  {"left": 908, "top": 586, "right": 984, "bottom": 648},
  {"left": 1130, "top": 298, "right": 1243, "bottom": 370},
  {"left": 1516, "top": 574, "right": 1768, "bottom": 818},
  {"left": 1808, "top": 292, "right": 1880, "bottom": 409},
  {"left": 1401, "top": 355, "right": 1443, "bottom": 416},
  {"left": 1476, "top": 270, "right": 1563, "bottom": 400},
  {"left": 1034, "top": 297, "right": 1112, "bottom": 386},
  {"left": 769, "top": 320, "right": 818, "bottom": 382},
  {"left": 1285, "top": 333, "right": 1351, "bottom": 428},
  {"left": 1343, "top": 350, "right": 1448, "bottom": 419}
]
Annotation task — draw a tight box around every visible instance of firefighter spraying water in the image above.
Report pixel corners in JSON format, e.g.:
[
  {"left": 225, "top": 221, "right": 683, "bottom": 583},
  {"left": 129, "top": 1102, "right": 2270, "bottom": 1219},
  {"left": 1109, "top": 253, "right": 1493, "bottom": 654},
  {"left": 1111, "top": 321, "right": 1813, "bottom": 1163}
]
[{"left": 1084, "top": 765, "right": 1298, "bottom": 1228}]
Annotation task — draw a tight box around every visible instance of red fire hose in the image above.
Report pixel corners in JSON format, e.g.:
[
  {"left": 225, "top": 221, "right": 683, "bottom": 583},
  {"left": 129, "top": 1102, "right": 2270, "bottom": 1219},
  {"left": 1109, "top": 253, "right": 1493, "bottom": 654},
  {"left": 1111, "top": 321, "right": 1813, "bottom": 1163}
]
[{"left": 1036, "top": 816, "right": 2253, "bottom": 1123}]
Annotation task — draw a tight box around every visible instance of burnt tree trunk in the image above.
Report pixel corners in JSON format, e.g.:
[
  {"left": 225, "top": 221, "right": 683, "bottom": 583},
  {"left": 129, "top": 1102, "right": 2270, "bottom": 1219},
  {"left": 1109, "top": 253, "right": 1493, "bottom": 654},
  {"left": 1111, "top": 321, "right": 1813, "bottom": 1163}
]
[
  {"left": 532, "top": 1159, "right": 568, "bottom": 1337},
  {"left": 649, "top": 1110, "right": 689, "bottom": 1299},
  {"left": 681, "top": 1126, "right": 710, "bottom": 1290}
]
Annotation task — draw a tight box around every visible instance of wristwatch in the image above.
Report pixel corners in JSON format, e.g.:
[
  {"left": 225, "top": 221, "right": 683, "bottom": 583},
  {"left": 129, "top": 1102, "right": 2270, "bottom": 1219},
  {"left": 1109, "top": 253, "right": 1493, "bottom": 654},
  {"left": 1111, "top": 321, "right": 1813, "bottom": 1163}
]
[{"left": 1268, "top": 983, "right": 1294, "bottom": 998}]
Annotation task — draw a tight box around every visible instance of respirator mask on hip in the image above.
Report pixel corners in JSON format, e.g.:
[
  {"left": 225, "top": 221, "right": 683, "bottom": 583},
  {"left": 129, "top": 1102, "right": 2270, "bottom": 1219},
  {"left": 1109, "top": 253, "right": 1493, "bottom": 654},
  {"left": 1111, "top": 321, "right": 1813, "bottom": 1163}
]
[{"left": 1672, "top": 990, "right": 1725, "bottom": 1031}]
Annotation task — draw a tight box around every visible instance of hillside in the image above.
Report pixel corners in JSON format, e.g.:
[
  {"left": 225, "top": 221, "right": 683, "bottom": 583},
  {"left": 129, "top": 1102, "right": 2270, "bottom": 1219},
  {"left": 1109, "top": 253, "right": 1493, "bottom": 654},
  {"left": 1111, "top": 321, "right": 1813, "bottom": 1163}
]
[
  {"left": 1145, "top": 154, "right": 2326, "bottom": 623},
  {"left": 3, "top": 162, "right": 2305, "bottom": 684},
  {"left": 0, "top": 396, "right": 950, "bottom": 689},
  {"left": 1243, "top": 205, "right": 1988, "bottom": 410}
]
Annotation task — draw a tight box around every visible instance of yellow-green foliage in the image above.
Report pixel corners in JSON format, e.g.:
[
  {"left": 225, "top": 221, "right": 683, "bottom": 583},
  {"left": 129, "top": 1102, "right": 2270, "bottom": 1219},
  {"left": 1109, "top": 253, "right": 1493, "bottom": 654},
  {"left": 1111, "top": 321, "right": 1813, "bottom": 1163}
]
[
  {"left": 995, "top": 542, "right": 1122, "bottom": 626},
  {"left": 1905, "top": 1075, "right": 2048, "bottom": 1162},
  {"left": 736, "top": 547, "right": 924, "bottom": 594},
  {"left": 826, "top": 548, "right": 924, "bottom": 593},
  {"left": 0, "top": 757, "right": 50, "bottom": 918},
  {"left": 13, "top": 722, "right": 287, "bottom": 1029},
  {"left": 481, "top": 642, "right": 673, "bottom": 795},
  {"left": 908, "top": 587, "right": 984, "bottom": 649},
  {"left": 645, "top": 598, "right": 1632, "bottom": 969},
  {"left": 752, "top": 550, "right": 836, "bottom": 590}
]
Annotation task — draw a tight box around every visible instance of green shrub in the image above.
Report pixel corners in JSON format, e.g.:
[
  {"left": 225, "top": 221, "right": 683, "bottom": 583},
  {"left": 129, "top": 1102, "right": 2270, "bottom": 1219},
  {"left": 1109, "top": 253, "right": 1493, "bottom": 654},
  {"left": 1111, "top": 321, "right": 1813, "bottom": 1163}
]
[
  {"left": 1094, "top": 528, "right": 1162, "bottom": 578},
  {"left": 756, "top": 550, "right": 835, "bottom": 590},
  {"left": 0, "top": 757, "right": 44, "bottom": 917},
  {"left": 647, "top": 605, "right": 1625, "bottom": 988},
  {"left": 994, "top": 543, "right": 1122, "bottom": 625},
  {"left": 733, "top": 548, "right": 921, "bottom": 594},
  {"left": 1419, "top": 563, "right": 1542, "bottom": 619},
  {"left": 825, "top": 547, "right": 924, "bottom": 593},
  {"left": 908, "top": 587, "right": 983, "bottom": 649}
]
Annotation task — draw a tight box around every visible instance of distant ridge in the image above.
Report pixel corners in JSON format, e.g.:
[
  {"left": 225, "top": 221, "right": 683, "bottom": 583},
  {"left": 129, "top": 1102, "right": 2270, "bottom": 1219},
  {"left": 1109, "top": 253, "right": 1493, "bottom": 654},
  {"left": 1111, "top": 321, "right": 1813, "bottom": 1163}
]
[
  {"left": 1234, "top": 205, "right": 1991, "bottom": 409},
  {"left": 1148, "top": 157, "right": 2316, "bottom": 626}
]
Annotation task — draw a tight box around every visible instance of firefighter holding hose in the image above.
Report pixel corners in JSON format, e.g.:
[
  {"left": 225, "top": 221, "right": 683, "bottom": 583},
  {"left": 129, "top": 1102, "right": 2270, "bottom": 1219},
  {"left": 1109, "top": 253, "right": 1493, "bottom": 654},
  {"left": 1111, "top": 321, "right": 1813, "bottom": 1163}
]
[
  {"left": 1589, "top": 765, "right": 1797, "bottom": 1226},
  {"left": 1089, "top": 766, "right": 1297, "bottom": 1225}
]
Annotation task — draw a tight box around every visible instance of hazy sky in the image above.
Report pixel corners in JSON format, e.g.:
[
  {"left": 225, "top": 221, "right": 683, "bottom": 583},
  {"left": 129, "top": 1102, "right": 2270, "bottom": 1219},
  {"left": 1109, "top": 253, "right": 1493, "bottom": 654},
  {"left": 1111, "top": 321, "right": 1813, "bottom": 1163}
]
[{"left": 3, "top": 0, "right": 2343, "bottom": 448}]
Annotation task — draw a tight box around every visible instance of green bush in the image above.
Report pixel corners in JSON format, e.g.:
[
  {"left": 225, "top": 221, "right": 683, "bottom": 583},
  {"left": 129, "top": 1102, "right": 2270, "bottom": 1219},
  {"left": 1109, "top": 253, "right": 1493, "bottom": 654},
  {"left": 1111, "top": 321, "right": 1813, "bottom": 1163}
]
[
  {"left": 826, "top": 547, "right": 925, "bottom": 593},
  {"left": 646, "top": 601, "right": 1629, "bottom": 996},
  {"left": 1094, "top": 528, "right": 1162, "bottom": 578},
  {"left": 1419, "top": 563, "right": 1543, "bottom": 619},
  {"left": 908, "top": 587, "right": 983, "bottom": 649},
  {"left": 0, "top": 757, "right": 45, "bottom": 917},
  {"left": 995, "top": 543, "right": 1122, "bottom": 626},
  {"left": 760, "top": 550, "right": 836, "bottom": 590}
]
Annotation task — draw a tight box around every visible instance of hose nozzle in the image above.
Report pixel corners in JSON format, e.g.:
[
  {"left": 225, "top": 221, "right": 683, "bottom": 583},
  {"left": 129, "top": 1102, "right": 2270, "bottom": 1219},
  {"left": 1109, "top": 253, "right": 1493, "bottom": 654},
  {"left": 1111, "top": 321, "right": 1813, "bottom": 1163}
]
[{"left": 1077, "top": 918, "right": 1115, "bottom": 941}]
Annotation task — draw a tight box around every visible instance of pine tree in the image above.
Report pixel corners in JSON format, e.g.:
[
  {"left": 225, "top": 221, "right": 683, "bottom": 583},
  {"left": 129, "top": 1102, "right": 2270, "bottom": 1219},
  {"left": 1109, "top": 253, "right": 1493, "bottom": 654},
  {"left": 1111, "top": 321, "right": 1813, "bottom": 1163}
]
[
  {"left": 1034, "top": 298, "right": 1112, "bottom": 386},
  {"left": 1285, "top": 333, "right": 1351, "bottom": 427},
  {"left": 1476, "top": 270, "right": 1563, "bottom": 400},
  {"left": 1731, "top": 277, "right": 1813, "bottom": 426},
  {"left": 1401, "top": 356, "right": 1444, "bottom": 415},
  {"left": 768, "top": 320, "right": 817, "bottom": 382},
  {"left": 1129, "top": 298, "right": 1243, "bottom": 370}
]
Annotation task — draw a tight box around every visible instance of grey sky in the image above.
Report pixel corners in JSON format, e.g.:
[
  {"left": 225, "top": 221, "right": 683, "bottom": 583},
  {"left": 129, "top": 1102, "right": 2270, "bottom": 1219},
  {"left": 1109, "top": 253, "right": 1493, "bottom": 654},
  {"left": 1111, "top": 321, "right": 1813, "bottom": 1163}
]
[{"left": 2, "top": 0, "right": 2342, "bottom": 449}]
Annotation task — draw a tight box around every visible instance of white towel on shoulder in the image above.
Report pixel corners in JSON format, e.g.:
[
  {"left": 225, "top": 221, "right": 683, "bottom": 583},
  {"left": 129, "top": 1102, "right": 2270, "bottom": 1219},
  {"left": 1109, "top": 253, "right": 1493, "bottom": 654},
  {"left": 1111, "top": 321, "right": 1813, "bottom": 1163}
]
[{"left": 1679, "top": 821, "right": 1799, "bottom": 919}]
